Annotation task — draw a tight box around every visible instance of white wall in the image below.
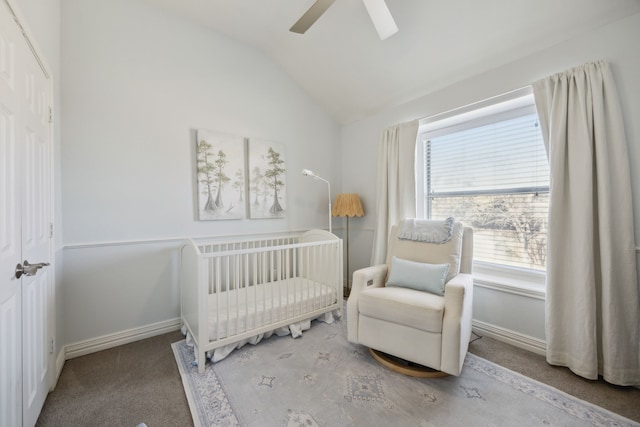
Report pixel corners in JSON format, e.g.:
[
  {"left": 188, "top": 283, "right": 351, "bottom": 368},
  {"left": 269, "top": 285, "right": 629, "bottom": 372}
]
[
  {"left": 341, "top": 12, "right": 640, "bottom": 348},
  {"left": 60, "top": 0, "right": 341, "bottom": 348}
]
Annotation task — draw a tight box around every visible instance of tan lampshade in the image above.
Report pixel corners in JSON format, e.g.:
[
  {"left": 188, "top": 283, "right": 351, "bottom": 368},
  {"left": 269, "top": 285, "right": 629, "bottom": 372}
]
[{"left": 332, "top": 193, "right": 364, "bottom": 217}]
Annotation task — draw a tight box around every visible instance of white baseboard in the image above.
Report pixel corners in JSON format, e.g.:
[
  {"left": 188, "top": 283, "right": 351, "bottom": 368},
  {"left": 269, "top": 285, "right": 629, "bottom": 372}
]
[
  {"left": 472, "top": 319, "right": 546, "bottom": 356},
  {"left": 65, "top": 318, "right": 182, "bottom": 360},
  {"left": 55, "top": 348, "right": 65, "bottom": 383}
]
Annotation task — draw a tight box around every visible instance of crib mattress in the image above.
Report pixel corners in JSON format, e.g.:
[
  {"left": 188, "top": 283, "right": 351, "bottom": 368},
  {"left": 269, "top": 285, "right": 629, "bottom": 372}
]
[{"left": 207, "top": 277, "right": 337, "bottom": 341}]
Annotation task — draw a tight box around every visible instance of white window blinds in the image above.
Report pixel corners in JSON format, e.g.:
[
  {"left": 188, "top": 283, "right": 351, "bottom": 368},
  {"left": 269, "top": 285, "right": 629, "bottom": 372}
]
[{"left": 419, "top": 100, "right": 549, "bottom": 271}]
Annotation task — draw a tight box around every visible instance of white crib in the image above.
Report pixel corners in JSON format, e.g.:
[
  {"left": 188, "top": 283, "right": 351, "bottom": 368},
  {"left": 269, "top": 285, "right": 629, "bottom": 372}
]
[{"left": 180, "top": 229, "right": 343, "bottom": 372}]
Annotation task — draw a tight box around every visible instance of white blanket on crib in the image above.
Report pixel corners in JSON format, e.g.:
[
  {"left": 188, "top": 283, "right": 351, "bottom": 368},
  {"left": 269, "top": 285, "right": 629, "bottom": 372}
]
[
  {"left": 181, "top": 278, "right": 339, "bottom": 364},
  {"left": 182, "top": 277, "right": 338, "bottom": 363},
  {"left": 207, "top": 277, "right": 336, "bottom": 341}
]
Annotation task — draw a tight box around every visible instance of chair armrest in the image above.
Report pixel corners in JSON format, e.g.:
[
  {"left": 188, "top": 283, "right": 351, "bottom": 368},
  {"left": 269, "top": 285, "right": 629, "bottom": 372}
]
[
  {"left": 347, "top": 264, "right": 388, "bottom": 343},
  {"left": 441, "top": 273, "right": 474, "bottom": 375},
  {"left": 351, "top": 264, "right": 387, "bottom": 293}
]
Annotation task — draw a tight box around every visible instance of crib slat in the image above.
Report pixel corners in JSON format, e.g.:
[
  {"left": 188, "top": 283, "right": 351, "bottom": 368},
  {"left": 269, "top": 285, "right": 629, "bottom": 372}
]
[
  {"left": 277, "top": 248, "right": 282, "bottom": 322},
  {"left": 285, "top": 246, "right": 291, "bottom": 317},
  {"left": 225, "top": 255, "right": 230, "bottom": 341},
  {"left": 243, "top": 252, "right": 248, "bottom": 333},
  {"left": 234, "top": 253, "right": 239, "bottom": 340},
  {"left": 215, "top": 256, "right": 221, "bottom": 342},
  {"left": 314, "top": 244, "right": 319, "bottom": 311}
]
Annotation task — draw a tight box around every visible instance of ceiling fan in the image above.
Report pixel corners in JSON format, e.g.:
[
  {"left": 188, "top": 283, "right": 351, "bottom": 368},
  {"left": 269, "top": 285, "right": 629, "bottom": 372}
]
[{"left": 290, "top": 0, "right": 398, "bottom": 40}]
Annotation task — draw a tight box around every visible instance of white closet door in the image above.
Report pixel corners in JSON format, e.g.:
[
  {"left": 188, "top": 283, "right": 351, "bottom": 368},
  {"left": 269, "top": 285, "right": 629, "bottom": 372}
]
[
  {"left": 0, "top": 1, "right": 52, "bottom": 426},
  {"left": 0, "top": 3, "right": 25, "bottom": 425},
  {"left": 20, "top": 9, "right": 51, "bottom": 426}
]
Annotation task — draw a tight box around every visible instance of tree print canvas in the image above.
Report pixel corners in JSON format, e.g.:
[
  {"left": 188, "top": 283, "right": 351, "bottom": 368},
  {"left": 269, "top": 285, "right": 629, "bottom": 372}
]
[
  {"left": 248, "top": 139, "right": 286, "bottom": 219},
  {"left": 196, "top": 129, "right": 246, "bottom": 220}
]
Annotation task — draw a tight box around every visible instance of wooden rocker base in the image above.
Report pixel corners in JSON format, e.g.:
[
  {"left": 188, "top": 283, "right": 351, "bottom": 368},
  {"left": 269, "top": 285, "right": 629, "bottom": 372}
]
[{"left": 369, "top": 348, "right": 449, "bottom": 378}]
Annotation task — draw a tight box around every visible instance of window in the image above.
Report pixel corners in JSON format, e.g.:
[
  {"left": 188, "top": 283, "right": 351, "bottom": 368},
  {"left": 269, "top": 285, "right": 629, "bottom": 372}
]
[{"left": 417, "top": 89, "right": 549, "bottom": 275}]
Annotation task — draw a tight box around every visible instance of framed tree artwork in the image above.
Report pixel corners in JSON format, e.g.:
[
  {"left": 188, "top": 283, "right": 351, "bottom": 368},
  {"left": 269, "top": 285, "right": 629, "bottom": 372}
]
[
  {"left": 196, "top": 129, "right": 247, "bottom": 220},
  {"left": 248, "top": 139, "right": 286, "bottom": 219}
]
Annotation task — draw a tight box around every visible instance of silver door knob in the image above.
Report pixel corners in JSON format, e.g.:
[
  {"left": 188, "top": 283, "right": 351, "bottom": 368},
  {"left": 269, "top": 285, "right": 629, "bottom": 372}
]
[{"left": 15, "top": 260, "right": 50, "bottom": 279}]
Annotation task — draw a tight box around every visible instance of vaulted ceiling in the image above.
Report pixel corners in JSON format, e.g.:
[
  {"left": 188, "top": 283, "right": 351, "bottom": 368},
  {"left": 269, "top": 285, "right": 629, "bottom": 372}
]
[{"left": 144, "top": 0, "right": 640, "bottom": 124}]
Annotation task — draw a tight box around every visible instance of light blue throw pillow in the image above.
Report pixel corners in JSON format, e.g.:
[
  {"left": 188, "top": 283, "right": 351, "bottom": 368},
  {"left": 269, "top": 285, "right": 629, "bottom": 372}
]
[{"left": 386, "top": 256, "right": 449, "bottom": 296}]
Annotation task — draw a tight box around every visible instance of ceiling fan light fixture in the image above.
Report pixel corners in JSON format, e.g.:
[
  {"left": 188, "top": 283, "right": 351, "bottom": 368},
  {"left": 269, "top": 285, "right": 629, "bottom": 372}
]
[{"left": 361, "top": 0, "right": 398, "bottom": 40}]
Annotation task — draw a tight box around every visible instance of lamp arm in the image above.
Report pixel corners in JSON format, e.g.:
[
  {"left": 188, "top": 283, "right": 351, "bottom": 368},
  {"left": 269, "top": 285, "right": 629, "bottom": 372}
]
[
  {"left": 313, "top": 176, "right": 331, "bottom": 233},
  {"left": 304, "top": 172, "right": 332, "bottom": 233},
  {"left": 328, "top": 182, "right": 332, "bottom": 233}
]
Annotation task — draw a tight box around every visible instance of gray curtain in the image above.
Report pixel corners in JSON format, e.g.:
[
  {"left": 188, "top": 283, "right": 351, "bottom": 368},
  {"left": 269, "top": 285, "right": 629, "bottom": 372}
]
[
  {"left": 370, "top": 120, "right": 419, "bottom": 265},
  {"left": 533, "top": 61, "right": 640, "bottom": 386}
]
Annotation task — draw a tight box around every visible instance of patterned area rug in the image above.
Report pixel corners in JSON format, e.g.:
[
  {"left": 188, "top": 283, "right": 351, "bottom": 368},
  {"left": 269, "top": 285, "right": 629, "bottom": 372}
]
[{"left": 172, "top": 318, "right": 638, "bottom": 427}]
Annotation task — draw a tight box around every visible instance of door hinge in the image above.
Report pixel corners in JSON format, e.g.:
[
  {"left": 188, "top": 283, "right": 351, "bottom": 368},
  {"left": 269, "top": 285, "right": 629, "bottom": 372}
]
[
  {"left": 49, "top": 223, "right": 54, "bottom": 238},
  {"left": 49, "top": 338, "right": 54, "bottom": 354},
  {"left": 48, "top": 107, "right": 53, "bottom": 123}
]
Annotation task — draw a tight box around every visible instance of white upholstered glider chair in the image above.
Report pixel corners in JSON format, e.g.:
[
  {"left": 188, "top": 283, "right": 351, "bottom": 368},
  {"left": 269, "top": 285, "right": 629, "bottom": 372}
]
[{"left": 347, "top": 220, "right": 473, "bottom": 376}]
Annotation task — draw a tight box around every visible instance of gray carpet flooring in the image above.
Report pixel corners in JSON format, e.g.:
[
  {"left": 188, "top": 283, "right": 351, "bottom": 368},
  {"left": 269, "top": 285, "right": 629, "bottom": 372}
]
[{"left": 37, "top": 329, "right": 640, "bottom": 427}]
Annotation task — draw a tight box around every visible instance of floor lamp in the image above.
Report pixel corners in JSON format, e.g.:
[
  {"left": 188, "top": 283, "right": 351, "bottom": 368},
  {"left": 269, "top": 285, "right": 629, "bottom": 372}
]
[{"left": 332, "top": 193, "right": 364, "bottom": 297}]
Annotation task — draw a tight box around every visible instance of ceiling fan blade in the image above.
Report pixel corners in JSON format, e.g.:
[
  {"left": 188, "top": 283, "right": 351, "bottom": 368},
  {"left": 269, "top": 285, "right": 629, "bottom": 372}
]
[
  {"left": 361, "top": 0, "right": 398, "bottom": 40},
  {"left": 289, "top": 0, "right": 337, "bottom": 34}
]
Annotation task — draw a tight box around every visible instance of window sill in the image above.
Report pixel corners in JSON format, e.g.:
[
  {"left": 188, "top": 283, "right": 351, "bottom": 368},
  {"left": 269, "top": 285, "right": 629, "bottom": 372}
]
[{"left": 472, "top": 263, "right": 546, "bottom": 300}]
